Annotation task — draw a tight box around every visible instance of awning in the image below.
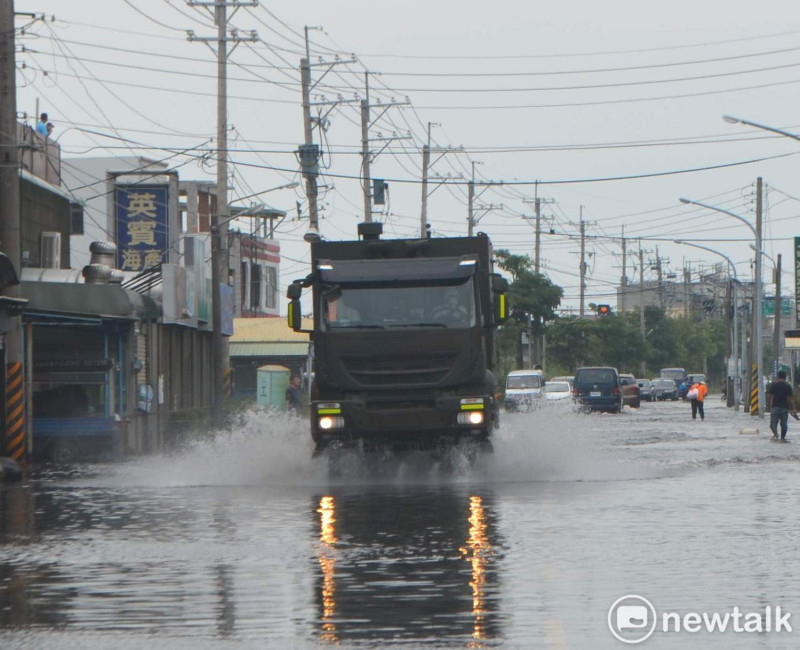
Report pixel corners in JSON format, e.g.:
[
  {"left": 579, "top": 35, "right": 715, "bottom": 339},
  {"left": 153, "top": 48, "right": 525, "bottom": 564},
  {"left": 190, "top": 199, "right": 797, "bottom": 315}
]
[
  {"left": 21, "top": 281, "right": 159, "bottom": 321},
  {"left": 230, "top": 341, "right": 309, "bottom": 357}
]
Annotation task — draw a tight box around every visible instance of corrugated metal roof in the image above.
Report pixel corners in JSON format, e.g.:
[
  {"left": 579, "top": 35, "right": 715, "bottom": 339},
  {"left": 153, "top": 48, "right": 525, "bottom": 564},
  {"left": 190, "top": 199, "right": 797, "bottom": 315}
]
[
  {"left": 229, "top": 341, "right": 309, "bottom": 357},
  {"left": 230, "top": 317, "right": 312, "bottom": 342}
]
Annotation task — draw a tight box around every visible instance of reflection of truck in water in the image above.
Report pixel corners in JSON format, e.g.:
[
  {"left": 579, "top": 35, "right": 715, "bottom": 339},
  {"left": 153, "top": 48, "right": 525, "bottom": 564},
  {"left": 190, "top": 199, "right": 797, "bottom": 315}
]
[{"left": 286, "top": 223, "right": 508, "bottom": 454}]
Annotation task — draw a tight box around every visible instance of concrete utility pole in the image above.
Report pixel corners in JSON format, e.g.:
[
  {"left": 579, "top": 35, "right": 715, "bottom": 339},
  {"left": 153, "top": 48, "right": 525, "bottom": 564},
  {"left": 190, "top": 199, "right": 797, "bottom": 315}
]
[
  {"left": 773, "top": 253, "right": 782, "bottom": 374},
  {"left": 360, "top": 74, "right": 372, "bottom": 223},
  {"left": 620, "top": 226, "right": 627, "bottom": 313},
  {"left": 188, "top": 1, "right": 258, "bottom": 428},
  {"left": 639, "top": 241, "right": 646, "bottom": 376},
  {"left": 754, "top": 176, "right": 764, "bottom": 416},
  {"left": 298, "top": 32, "right": 354, "bottom": 240},
  {"left": 466, "top": 161, "right": 503, "bottom": 237},
  {"left": 654, "top": 247, "right": 664, "bottom": 312},
  {"left": 523, "top": 191, "right": 553, "bottom": 275},
  {"left": 0, "top": 0, "right": 25, "bottom": 461},
  {"left": 358, "top": 73, "right": 411, "bottom": 226},
  {"left": 420, "top": 122, "right": 436, "bottom": 236},
  {"left": 534, "top": 198, "right": 541, "bottom": 274},
  {"left": 300, "top": 56, "right": 320, "bottom": 238},
  {"left": 684, "top": 265, "right": 690, "bottom": 318},
  {"left": 579, "top": 213, "right": 586, "bottom": 318}
]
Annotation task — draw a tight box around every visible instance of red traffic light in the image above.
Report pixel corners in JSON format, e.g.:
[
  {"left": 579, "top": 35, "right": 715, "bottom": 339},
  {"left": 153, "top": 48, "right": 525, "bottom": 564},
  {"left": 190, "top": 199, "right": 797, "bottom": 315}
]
[{"left": 597, "top": 304, "right": 611, "bottom": 316}]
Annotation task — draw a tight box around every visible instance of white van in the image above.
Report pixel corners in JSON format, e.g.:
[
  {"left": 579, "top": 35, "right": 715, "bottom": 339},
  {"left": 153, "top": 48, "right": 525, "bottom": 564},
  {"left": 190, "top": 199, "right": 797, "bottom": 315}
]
[{"left": 504, "top": 369, "right": 545, "bottom": 412}]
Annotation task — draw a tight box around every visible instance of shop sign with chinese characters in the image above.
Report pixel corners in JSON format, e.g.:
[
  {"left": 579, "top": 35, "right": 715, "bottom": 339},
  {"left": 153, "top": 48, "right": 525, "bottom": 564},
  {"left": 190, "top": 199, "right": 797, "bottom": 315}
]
[{"left": 116, "top": 185, "right": 169, "bottom": 272}]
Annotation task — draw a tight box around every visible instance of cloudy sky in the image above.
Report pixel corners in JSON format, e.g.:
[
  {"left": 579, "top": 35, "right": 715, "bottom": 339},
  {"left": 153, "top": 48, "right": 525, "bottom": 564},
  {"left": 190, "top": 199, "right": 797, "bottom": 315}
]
[{"left": 16, "top": 0, "right": 800, "bottom": 313}]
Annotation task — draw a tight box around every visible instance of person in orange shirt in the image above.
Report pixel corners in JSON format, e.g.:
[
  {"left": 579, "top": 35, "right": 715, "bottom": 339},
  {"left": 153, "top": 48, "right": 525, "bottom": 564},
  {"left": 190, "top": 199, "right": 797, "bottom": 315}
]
[{"left": 688, "top": 380, "right": 708, "bottom": 420}]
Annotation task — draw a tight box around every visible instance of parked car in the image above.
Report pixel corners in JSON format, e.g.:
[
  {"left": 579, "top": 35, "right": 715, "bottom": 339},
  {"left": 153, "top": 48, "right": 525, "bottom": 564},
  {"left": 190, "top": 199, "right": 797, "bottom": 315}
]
[
  {"left": 504, "top": 369, "right": 545, "bottom": 412},
  {"left": 651, "top": 378, "right": 679, "bottom": 401},
  {"left": 573, "top": 366, "right": 622, "bottom": 413},
  {"left": 543, "top": 381, "right": 572, "bottom": 401},
  {"left": 637, "top": 379, "right": 654, "bottom": 402},
  {"left": 619, "top": 373, "right": 641, "bottom": 408}
]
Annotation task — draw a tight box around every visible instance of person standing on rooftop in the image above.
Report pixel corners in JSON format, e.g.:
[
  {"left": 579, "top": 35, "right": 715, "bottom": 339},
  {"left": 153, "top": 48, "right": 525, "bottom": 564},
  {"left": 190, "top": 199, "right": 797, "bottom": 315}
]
[{"left": 36, "top": 112, "right": 49, "bottom": 137}]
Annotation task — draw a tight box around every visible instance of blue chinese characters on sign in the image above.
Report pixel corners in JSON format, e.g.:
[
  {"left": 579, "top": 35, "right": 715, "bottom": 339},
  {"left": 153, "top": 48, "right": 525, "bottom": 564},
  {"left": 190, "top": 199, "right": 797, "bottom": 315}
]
[{"left": 116, "top": 185, "right": 169, "bottom": 272}]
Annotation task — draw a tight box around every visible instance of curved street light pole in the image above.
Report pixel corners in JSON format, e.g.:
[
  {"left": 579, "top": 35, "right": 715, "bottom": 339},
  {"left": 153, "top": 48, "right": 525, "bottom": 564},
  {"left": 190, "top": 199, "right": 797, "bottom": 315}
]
[
  {"left": 723, "top": 115, "right": 800, "bottom": 144},
  {"left": 679, "top": 197, "right": 763, "bottom": 417},
  {"left": 675, "top": 240, "right": 741, "bottom": 411},
  {"left": 725, "top": 116, "right": 798, "bottom": 390}
]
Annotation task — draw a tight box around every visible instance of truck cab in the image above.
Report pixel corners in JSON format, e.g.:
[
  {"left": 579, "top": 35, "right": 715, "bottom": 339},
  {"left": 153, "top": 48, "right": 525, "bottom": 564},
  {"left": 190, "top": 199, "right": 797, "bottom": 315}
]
[{"left": 286, "top": 223, "right": 508, "bottom": 454}]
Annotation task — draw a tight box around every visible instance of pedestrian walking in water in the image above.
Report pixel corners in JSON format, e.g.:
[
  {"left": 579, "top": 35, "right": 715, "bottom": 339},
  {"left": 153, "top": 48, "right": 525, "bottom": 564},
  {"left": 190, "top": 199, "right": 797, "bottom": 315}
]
[
  {"left": 768, "top": 371, "right": 798, "bottom": 442},
  {"left": 285, "top": 374, "right": 303, "bottom": 413},
  {"left": 687, "top": 380, "right": 708, "bottom": 420}
]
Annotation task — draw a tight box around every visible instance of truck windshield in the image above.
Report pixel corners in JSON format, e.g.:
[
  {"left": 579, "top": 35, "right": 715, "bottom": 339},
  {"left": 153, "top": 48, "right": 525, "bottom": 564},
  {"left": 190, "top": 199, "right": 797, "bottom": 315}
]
[{"left": 322, "top": 279, "right": 476, "bottom": 330}]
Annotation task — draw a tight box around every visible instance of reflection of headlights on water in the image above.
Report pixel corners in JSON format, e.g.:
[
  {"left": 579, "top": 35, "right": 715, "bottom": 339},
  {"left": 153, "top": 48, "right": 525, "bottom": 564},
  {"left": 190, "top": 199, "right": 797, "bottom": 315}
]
[
  {"left": 457, "top": 411, "right": 484, "bottom": 425},
  {"left": 319, "top": 416, "right": 345, "bottom": 430}
]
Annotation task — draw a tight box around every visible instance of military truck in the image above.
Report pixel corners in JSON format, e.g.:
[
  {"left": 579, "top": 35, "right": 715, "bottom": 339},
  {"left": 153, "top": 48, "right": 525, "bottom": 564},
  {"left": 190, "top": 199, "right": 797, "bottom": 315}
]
[{"left": 286, "top": 223, "right": 508, "bottom": 455}]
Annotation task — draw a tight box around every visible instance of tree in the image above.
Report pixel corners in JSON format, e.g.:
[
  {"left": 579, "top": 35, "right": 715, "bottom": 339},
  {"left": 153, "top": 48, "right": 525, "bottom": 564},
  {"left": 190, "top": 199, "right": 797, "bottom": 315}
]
[{"left": 494, "top": 250, "right": 562, "bottom": 370}]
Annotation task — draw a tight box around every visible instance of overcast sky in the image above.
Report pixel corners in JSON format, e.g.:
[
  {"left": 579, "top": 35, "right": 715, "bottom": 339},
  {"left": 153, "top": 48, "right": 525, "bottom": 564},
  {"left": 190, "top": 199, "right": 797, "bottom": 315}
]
[{"left": 16, "top": 0, "right": 800, "bottom": 313}]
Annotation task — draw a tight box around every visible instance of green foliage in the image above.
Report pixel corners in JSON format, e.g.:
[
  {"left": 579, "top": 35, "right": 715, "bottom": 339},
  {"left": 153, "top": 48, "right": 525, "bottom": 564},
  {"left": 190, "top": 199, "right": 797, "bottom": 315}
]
[
  {"left": 545, "top": 306, "right": 731, "bottom": 384},
  {"left": 492, "top": 249, "right": 731, "bottom": 383},
  {"left": 494, "top": 249, "right": 563, "bottom": 369}
]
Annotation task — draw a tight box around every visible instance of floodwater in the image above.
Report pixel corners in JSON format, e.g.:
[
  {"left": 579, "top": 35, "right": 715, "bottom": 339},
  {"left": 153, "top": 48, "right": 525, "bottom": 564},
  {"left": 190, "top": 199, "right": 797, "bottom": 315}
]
[{"left": 2, "top": 396, "right": 800, "bottom": 649}]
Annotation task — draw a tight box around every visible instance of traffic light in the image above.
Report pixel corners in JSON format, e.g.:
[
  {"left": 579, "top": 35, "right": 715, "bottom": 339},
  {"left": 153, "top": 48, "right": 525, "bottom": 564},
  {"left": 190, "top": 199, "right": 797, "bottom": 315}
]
[{"left": 597, "top": 304, "right": 612, "bottom": 317}]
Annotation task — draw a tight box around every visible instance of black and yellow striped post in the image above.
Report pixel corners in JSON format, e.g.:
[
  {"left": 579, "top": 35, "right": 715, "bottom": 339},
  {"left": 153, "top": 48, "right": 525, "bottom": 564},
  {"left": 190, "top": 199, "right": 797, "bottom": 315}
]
[
  {"left": 5, "top": 362, "right": 25, "bottom": 461},
  {"left": 749, "top": 363, "right": 759, "bottom": 416},
  {"left": 223, "top": 367, "right": 232, "bottom": 400}
]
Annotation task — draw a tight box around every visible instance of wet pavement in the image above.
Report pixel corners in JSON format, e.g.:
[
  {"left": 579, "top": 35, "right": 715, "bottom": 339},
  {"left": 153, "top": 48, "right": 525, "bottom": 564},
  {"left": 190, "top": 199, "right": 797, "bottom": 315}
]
[{"left": 2, "top": 396, "right": 800, "bottom": 648}]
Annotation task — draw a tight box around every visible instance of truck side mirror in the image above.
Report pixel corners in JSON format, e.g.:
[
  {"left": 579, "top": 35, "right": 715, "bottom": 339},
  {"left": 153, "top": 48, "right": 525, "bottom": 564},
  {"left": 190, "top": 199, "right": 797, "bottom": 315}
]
[
  {"left": 491, "top": 274, "right": 509, "bottom": 324},
  {"left": 286, "top": 281, "right": 303, "bottom": 331}
]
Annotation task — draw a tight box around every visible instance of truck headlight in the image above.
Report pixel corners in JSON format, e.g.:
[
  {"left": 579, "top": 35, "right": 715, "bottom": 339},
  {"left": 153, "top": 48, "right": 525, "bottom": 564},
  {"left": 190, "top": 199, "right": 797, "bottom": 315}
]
[
  {"left": 319, "top": 416, "right": 345, "bottom": 430},
  {"left": 458, "top": 411, "right": 484, "bottom": 426}
]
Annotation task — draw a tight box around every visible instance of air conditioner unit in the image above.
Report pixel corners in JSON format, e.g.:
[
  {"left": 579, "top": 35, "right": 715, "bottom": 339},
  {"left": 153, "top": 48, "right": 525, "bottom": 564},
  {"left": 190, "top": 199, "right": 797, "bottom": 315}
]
[{"left": 40, "top": 232, "right": 61, "bottom": 269}]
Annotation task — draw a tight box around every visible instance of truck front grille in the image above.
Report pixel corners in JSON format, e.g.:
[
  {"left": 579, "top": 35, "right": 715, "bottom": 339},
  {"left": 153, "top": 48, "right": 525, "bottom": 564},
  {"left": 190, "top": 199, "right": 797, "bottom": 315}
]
[{"left": 342, "top": 354, "right": 456, "bottom": 386}]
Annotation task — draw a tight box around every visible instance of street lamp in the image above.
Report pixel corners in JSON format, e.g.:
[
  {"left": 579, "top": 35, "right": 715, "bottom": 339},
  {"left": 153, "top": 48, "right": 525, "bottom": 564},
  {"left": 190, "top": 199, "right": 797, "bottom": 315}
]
[
  {"left": 679, "top": 197, "right": 763, "bottom": 417},
  {"left": 722, "top": 115, "right": 800, "bottom": 143},
  {"left": 724, "top": 116, "right": 799, "bottom": 386},
  {"left": 674, "top": 239, "right": 742, "bottom": 411}
]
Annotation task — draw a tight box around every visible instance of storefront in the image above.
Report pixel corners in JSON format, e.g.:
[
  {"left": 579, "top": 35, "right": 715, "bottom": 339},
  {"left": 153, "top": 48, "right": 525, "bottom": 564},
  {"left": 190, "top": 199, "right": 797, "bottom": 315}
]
[{"left": 22, "top": 281, "right": 157, "bottom": 460}]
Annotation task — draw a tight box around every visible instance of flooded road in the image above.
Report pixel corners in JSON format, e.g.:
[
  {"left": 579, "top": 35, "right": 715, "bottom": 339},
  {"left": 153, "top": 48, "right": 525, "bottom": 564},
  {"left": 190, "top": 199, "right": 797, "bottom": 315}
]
[{"left": 2, "top": 396, "right": 800, "bottom": 648}]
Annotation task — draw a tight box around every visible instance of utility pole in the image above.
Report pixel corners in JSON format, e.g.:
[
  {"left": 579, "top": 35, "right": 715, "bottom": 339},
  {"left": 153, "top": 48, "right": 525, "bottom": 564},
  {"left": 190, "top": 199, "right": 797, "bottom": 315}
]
[
  {"left": 639, "top": 241, "right": 646, "bottom": 376},
  {"left": 420, "top": 122, "right": 438, "bottom": 236},
  {"left": 358, "top": 73, "right": 410, "bottom": 226},
  {"left": 654, "top": 247, "right": 664, "bottom": 312},
  {"left": 620, "top": 226, "right": 626, "bottom": 313},
  {"left": 523, "top": 189, "right": 553, "bottom": 275},
  {"left": 188, "top": 1, "right": 258, "bottom": 428},
  {"left": 773, "top": 253, "right": 782, "bottom": 375},
  {"left": 754, "top": 176, "right": 764, "bottom": 416},
  {"left": 0, "top": 0, "right": 25, "bottom": 462},
  {"left": 360, "top": 73, "right": 372, "bottom": 222},
  {"left": 300, "top": 53, "right": 320, "bottom": 239},
  {"left": 579, "top": 212, "right": 586, "bottom": 318},
  {"left": 298, "top": 31, "right": 355, "bottom": 240},
  {"left": 534, "top": 198, "right": 541, "bottom": 274},
  {"left": 684, "top": 265, "right": 690, "bottom": 318}
]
